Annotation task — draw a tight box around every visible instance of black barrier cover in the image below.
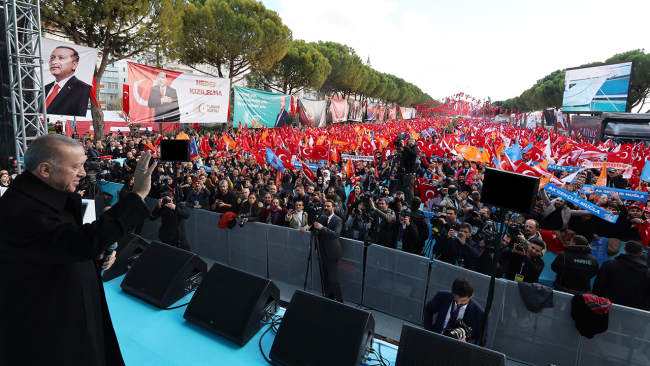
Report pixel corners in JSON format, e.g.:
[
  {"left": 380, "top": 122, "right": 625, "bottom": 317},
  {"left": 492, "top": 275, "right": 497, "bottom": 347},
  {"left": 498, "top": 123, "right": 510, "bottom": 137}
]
[{"left": 311, "top": 238, "right": 365, "bottom": 304}]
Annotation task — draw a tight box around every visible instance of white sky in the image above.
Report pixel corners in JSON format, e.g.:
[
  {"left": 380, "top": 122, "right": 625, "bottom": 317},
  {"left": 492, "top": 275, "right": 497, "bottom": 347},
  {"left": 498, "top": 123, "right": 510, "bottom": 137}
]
[{"left": 261, "top": 0, "right": 650, "bottom": 104}]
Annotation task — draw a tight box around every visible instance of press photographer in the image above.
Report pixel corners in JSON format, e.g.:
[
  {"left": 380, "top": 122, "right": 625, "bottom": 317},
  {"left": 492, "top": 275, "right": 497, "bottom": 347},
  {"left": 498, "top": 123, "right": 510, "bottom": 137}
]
[
  {"left": 345, "top": 202, "right": 369, "bottom": 241},
  {"left": 369, "top": 197, "right": 395, "bottom": 247},
  {"left": 149, "top": 191, "right": 191, "bottom": 251},
  {"left": 382, "top": 208, "right": 419, "bottom": 253},
  {"left": 499, "top": 238, "right": 546, "bottom": 283},
  {"left": 437, "top": 222, "right": 480, "bottom": 271},
  {"left": 423, "top": 278, "right": 487, "bottom": 345},
  {"left": 402, "top": 137, "right": 418, "bottom": 204}
]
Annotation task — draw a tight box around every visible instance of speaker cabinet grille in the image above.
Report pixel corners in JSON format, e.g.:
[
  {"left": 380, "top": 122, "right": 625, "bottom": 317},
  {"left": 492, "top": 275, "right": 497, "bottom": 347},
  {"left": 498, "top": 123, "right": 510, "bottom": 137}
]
[
  {"left": 120, "top": 241, "right": 207, "bottom": 308},
  {"left": 395, "top": 324, "right": 506, "bottom": 366},
  {"left": 270, "top": 290, "right": 374, "bottom": 366},
  {"left": 102, "top": 234, "right": 150, "bottom": 282},
  {"left": 183, "top": 263, "right": 280, "bottom": 346}
]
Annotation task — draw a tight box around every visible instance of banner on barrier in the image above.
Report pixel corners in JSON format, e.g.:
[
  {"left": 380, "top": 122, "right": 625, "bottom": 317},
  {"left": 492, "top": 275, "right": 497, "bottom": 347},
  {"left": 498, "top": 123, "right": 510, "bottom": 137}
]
[
  {"left": 341, "top": 154, "right": 374, "bottom": 162},
  {"left": 330, "top": 99, "right": 349, "bottom": 123},
  {"left": 233, "top": 86, "right": 290, "bottom": 128},
  {"left": 544, "top": 184, "right": 619, "bottom": 223},
  {"left": 128, "top": 62, "right": 230, "bottom": 124},
  {"left": 41, "top": 39, "right": 99, "bottom": 117},
  {"left": 298, "top": 99, "right": 327, "bottom": 127},
  {"left": 580, "top": 184, "right": 648, "bottom": 202}
]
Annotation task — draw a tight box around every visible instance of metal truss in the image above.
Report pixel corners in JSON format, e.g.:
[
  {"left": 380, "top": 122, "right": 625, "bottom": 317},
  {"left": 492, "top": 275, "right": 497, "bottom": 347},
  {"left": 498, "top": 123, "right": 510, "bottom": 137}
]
[{"left": 4, "top": 0, "right": 47, "bottom": 173}]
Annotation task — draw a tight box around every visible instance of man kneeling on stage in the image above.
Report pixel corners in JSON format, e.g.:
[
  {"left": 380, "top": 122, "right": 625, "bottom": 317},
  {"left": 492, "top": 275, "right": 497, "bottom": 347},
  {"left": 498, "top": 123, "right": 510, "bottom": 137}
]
[
  {"left": 312, "top": 199, "right": 344, "bottom": 303},
  {"left": 423, "top": 278, "right": 487, "bottom": 345}
]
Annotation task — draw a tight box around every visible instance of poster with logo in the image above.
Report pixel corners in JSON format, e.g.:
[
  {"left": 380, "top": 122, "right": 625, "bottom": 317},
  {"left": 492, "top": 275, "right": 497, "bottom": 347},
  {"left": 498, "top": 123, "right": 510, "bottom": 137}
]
[
  {"left": 348, "top": 99, "right": 362, "bottom": 122},
  {"left": 388, "top": 107, "right": 397, "bottom": 121},
  {"left": 40, "top": 39, "right": 98, "bottom": 117},
  {"left": 298, "top": 99, "right": 327, "bottom": 127},
  {"left": 128, "top": 62, "right": 229, "bottom": 124},
  {"left": 330, "top": 99, "right": 349, "bottom": 123},
  {"left": 233, "top": 86, "right": 290, "bottom": 128}
]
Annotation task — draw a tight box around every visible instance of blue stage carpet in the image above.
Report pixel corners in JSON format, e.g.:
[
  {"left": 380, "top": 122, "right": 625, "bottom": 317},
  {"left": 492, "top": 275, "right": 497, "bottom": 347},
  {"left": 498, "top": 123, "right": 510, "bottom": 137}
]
[{"left": 104, "top": 276, "right": 398, "bottom": 365}]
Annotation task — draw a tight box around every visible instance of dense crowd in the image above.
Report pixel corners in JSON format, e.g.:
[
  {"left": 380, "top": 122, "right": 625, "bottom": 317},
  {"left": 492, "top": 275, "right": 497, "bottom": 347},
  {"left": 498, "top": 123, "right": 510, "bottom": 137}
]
[{"left": 2, "top": 117, "right": 650, "bottom": 311}]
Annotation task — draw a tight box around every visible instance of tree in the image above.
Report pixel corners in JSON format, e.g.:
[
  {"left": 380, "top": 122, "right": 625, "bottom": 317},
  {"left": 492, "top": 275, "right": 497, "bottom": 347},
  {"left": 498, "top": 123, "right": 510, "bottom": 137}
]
[
  {"left": 247, "top": 40, "right": 331, "bottom": 95},
  {"left": 315, "top": 41, "right": 364, "bottom": 98},
  {"left": 176, "top": 0, "right": 292, "bottom": 85},
  {"left": 41, "top": 0, "right": 184, "bottom": 141}
]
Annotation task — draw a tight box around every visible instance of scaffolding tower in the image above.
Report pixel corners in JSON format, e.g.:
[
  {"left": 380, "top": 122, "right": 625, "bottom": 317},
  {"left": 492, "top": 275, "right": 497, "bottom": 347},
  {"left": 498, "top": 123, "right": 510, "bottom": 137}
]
[{"left": 4, "top": 0, "right": 47, "bottom": 173}]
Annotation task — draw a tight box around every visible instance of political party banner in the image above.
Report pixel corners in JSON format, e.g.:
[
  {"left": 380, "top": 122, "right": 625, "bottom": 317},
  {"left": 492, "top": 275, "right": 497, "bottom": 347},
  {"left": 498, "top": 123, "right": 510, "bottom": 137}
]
[
  {"left": 570, "top": 116, "right": 602, "bottom": 143},
  {"left": 580, "top": 184, "right": 648, "bottom": 202},
  {"left": 582, "top": 161, "right": 630, "bottom": 170},
  {"left": 128, "top": 62, "right": 230, "bottom": 124},
  {"left": 367, "top": 104, "right": 377, "bottom": 120},
  {"left": 378, "top": 105, "right": 386, "bottom": 121},
  {"left": 330, "top": 99, "right": 349, "bottom": 123},
  {"left": 349, "top": 100, "right": 362, "bottom": 122},
  {"left": 388, "top": 107, "right": 397, "bottom": 121},
  {"left": 40, "top": 39, "right": 98, "bottom": 117},
  {"left": 544, "top": 184, "right": 619, "bottom": 223},
  {"left": 547, "top": 164, "right": 582, "bottom": 172},
  {"left": 233, "top": 86, "right": 290, "bottom": 128},
  {"left": 298, "top": 99, "right": 327, "bottom": 127},
  {"left": 341, "top": 154, "right": 374, "bottom": 162},
  {"left": 292, "top": 161, "right": 319, "bottom": 170}
]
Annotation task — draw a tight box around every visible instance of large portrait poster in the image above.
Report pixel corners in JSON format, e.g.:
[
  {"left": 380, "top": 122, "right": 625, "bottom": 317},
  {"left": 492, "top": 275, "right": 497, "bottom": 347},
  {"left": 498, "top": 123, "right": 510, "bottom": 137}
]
[
  {"left": 330, "top": 99, "right": 349, "bottom": 123},
  {"left": 366, "top": 104, "right": 377, "bottom": 120},
  {"left": 128, "top": 62, "right": 230, "bottom": 124},
  {"left": 40, "top": 39, "right": 98, "bottom": 117},
  {"left": 378, "top": 105, "right": 386, "bottom": 121},
  {"left": 299, "top": 99, "right": 327, "bottom": 127},
  {"left": 233, "top": 86, "right": 290, "bottom": 128},
  {"left": 349, "top": 100, "right": 362, "bottom": 122},
  {"left": 388, "top": 107, "right": 397, "bottom": 121}
]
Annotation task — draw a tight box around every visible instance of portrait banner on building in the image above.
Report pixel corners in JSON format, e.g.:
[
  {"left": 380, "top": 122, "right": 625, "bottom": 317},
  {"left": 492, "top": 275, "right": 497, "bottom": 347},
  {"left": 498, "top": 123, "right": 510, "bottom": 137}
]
[
  {"left": 378, "top": 105, "right": 386, "bottom": 121},
  {"left": 366, "top": 104, "right": 377, "bottom": 120},
  {"left": 330, "top": 99, "right": 349, "bottom": 123},
  {"left": 388, "top": 107, "right": 397, "bottom": 121},
  {"left": 40, "top": 39, "right": 99, "bottom": 117},
  {"left": 128, "top": 62, "right": 230, "bottom": 124},
  {"left": 298, "top": 99, "right": 327, "bottom": 127},
  {"left": 349, "top": 100, "right": 362, "bottom": 122},
  {"left": 233, "top": 86, "right": 290, "bottom": 128}
]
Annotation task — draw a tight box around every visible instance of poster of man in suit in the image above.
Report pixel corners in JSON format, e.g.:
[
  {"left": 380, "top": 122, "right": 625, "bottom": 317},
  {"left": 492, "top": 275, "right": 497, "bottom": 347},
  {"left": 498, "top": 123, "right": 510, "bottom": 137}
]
[
  {"left": 274, "top": 96, "right": 288, "bottom": 128},
  {"left": 41, "top": 39, "right": 98, "bottom": 117},
  {"left": 147, "top": 71, "right": 180, "bottom": 122}
]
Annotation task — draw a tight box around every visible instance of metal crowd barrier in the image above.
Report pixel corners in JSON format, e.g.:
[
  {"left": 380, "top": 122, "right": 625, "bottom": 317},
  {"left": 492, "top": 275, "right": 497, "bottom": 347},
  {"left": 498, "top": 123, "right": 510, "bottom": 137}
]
[{"left": 133, "top": 202, "right": 650, "bottom": 366}]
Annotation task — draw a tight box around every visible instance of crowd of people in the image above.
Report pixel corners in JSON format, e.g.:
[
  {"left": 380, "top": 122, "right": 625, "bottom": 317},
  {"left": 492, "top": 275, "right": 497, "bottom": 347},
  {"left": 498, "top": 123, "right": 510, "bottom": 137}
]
[{"left": 2, "top": 117, "right": 650, "bottom": 311}]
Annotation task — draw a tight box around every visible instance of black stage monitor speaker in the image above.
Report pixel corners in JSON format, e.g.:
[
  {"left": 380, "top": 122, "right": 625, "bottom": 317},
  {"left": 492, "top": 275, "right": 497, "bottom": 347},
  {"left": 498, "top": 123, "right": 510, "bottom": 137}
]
[
  {"left": 183, "top": 263, "right": 280, "bottom": 346},
  {"left": 395, "top": 324, "right": 506, "bottom": 366},
  {"left": 481, "top": 167, "right": 539, "bottom": 216},
  {"left": 102, "top": 234, "right": 150, "bottom": 282},
  {"left": 120, "top": 241, "right": 207, "bottom": 308},
  {"left": 270, "top": 290, "right": 375, "bottom": 366}
]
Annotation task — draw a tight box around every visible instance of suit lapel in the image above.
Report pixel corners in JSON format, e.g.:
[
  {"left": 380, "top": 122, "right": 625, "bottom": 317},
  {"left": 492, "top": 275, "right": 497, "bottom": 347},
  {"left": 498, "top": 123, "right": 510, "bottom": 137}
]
[{"left": 47, "top": 76, "right": 77, "bottom": 111}]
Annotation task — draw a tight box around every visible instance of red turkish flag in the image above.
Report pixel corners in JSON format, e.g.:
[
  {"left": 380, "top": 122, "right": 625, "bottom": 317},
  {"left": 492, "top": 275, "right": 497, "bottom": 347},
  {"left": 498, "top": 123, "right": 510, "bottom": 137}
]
[
  {"left": 122, "top": 84, "right": 129, "bottom": 115},
  {"left": 311, "top": 144, "right": 330, "bottom": 160},
  {"left": 301, "top": 161, "right": 315, "bottom": 182},
  {"left": 274, "top": 147, "right": 296, "bottom": 170},
  {"left": 419, "top": 183, "right": 438, "bottom": 203},
  {"left": 541, "top": 230, "right": 565, "bottom": 253}
]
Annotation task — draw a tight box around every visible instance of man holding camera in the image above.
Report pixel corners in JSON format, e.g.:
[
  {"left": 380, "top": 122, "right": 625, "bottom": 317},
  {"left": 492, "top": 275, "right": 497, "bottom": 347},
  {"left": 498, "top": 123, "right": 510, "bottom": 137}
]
[
  {"left": 150, "top": 191, "right": 191, "bottom": 251},
  {"left": 185, "top": 177, "right": 211, "bottom": 210},
  {"left": 346, "top": 202, "right": 368, "bottom": 240},
  {"left": 369, "top": 197, "right": 395, "bottom": 247},
  {"left": 211, "top": 180, "right": 238, "bottom": 214},
  {"left": 285, "top": 200, "right": 310, "bottom": 233},
  {"left": 402, "top": 137, "right": 419, "bottom": 204},
  {"left": 438, "top": 222, "right": 480, "bottom": 271},
  {"left": 423, "top": 278, "right": 487, "bottom": 345},
  {"left": 382, "top": 208, "right": 420, "bottom": 253},
  {"left": 499, "top": 238, "right": 546, "bottom": 283}
]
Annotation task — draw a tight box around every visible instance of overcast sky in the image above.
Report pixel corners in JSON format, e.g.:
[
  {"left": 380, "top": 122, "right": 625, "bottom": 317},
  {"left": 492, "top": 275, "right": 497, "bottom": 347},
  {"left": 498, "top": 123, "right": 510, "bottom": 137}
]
[{"left": 261, "top": 0, "right": 650, "bottom": 104}]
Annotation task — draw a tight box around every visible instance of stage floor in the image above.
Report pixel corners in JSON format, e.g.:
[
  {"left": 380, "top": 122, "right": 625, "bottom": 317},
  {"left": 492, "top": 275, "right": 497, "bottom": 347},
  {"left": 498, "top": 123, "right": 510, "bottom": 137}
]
[{"left": 104, "top": 276, "right": 399, "bottom": 365}]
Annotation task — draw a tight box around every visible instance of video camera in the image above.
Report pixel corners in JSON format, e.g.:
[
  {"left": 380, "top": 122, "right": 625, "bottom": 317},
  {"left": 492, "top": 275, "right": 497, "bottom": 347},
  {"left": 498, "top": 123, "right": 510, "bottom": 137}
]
[
  {"left": 508, "top": 222, "right": 525, "bottom": 238},
  {"left": 443, "top": 319, "right": 473, "bottom": 341},
  {"left": 84, "top": 158, "right": 119, "bottom": 182},
  {"left": 478, "top": 219, "right": 498, "bottom": 252},
  {"left": 305, "top": 200, "right": 324, "bottom": 225}
]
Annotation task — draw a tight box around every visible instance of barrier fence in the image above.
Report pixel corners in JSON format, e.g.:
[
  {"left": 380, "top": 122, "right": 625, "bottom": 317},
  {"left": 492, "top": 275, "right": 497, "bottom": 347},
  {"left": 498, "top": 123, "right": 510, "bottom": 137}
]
[{"left": 137, "top": 199, "right": 650, "bottom": 366}]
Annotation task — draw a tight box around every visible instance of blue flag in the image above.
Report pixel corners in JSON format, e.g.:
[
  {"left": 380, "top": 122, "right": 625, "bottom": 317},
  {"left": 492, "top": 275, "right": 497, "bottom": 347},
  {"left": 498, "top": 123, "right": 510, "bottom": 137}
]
[
  {"left": 266, "top": 148, "right": 285, "bottom": 173},
  {"left": 503, "top": 141, "right": 522, "bottom": 162},
  {"left": 641, "top": 160, "right": 650, "bottom": 182},
  {"left": 522, "top": 142, "right": 533, "bottom": 153},
  {"left": 189, "top": 139, "right": 199, "bottom": 158}
]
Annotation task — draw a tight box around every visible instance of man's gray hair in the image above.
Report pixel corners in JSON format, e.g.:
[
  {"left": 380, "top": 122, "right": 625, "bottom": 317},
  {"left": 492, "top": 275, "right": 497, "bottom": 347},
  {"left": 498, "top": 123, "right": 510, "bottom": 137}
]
[
  {"left": 24, "top": 134, "right": 82, "bottom": 172},
  {"left": 219, "top": 180, "right": 229, "bottom": 186}
]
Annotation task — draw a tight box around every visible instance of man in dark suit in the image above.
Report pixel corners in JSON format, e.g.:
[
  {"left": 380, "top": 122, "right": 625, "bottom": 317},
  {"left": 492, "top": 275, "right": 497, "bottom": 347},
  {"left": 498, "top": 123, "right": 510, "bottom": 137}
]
[
  {"left": 313, "top": 199, "right": 344, "bottom": 302},
  {"left": 147, "top": 71, "right": 180, "bottom": 123},
  {"left": 274, "top": 96, "right": 288, "bottom": 128},
  {"left": 45, "top": 46, "right": 92, "bottom": 116},
  {"left": 0, "top": 134, "right": 157, "bottom": 365},
  {"left": 423, "top": 278, "right": 487, "bottom": 346}
]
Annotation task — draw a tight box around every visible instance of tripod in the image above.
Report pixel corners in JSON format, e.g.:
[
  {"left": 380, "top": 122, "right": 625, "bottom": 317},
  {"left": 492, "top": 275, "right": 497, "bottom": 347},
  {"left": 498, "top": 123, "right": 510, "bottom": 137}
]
[{"left": 303, "top": 225, "right": 327, "bottom": 298}]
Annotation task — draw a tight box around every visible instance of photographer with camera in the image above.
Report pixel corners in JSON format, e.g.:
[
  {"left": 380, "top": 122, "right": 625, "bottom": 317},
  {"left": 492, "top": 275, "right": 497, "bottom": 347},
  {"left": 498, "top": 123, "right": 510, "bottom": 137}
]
[
  {"left": 437, "top": 222, "right": 480, "bottom": 271},
  {"left": 185, "top": 176, "right": 211, "bottom": 210},
  {"left": 410, "top": 197, "right": 430, "bottom": 255},
  {"left": 423, "top": 278, "right": 487, "bottom": 345},
  {"left": 285, "top": 200, "right": 310, "bottom": 233},
  {"left": 402, "top": 137, "right": 419, "bottom": 204},
  {"left": 499, "top": 238, "right": 546, "bottom": 283},
  {"left": 149, "top": 191, "right": 191, "bottom": 251},
  {"left": 382, "top": 208, "right": 419, "bottom": 253},
  {"left": 369, "top": 197, "right": 395, "bottom": 247},
  {"left": 345, "top": 202, "right": 369, "bottom": 241},
  {"left": 211, "top": 180, "right": 238, "bottom": 214}
]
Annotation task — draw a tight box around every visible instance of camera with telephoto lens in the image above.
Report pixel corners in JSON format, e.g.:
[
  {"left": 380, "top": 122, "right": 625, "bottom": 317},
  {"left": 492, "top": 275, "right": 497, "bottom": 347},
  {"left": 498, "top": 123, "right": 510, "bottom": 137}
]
[
  {"left": 515, "top": 239, "right": 529, "bottom": 253},
  {"left": 443, "top": 319, "right": 473, "bottom": 341},
  {"left": 238, "top": 214, "right": 246, "bottom": 227},
  {"left": 478, "top": 219, "right": 498, "bottom": 253},
  {"left": 234, "top": 179, "right": 246, "bottom": 190},
  {"left": 162, "top": 197, "right": 171, "bottom": 206},
  {"left": 508, "top": 222, "right": 525, "bottom": 237},
  {"left": 305, "top": 200, "right": 324, "bottom": 224}
]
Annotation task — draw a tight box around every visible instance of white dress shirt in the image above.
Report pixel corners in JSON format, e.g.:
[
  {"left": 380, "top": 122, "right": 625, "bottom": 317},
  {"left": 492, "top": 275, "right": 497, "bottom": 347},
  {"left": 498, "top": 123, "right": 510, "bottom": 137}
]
[
  {"left": 442, "top": 301, "right": 468, "bottom": 331},
  {"left": 46, "top": 74, "right": 74, "bottom": 99}
]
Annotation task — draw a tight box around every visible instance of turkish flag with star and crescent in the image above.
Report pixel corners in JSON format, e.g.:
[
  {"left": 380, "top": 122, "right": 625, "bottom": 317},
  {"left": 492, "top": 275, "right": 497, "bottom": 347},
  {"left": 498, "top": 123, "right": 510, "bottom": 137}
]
[{"left": 128, "top": 62, "right": 182, "bottom": 124}]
